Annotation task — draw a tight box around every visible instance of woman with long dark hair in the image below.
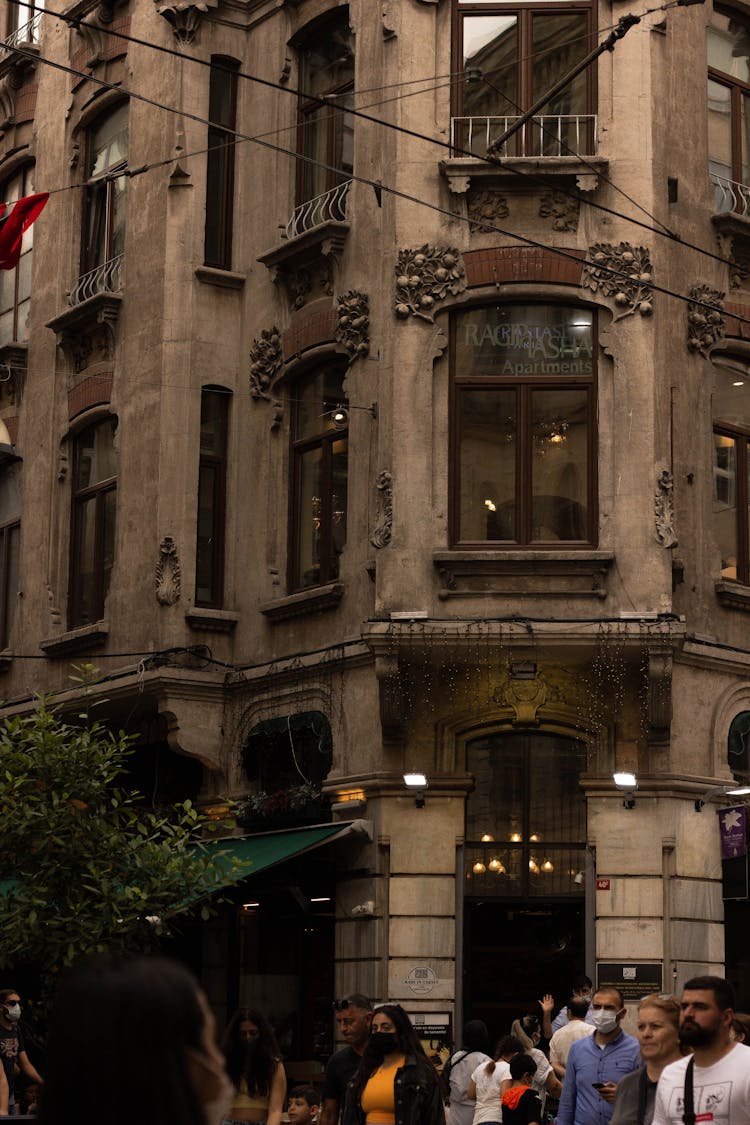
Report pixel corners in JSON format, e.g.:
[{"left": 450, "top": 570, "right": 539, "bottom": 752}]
[
  {"left": 221, "top": 1007, "right": 286, "bottom": 1125},
  {"left": 342, "top": 1003, "right": 444, "bottom": 1125},
  {"left": 38, "top": 954, "right": 233, "bottom": 1125}
]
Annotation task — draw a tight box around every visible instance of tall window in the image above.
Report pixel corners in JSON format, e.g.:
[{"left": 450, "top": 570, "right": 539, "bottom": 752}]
[
  {"left": 0, "top": 466, "right": 20, "bottom": 649},
  {"left": 204, "top": 58, "right": 238, "bottom": 270},
  {"left": 70, "top": 418, "right": 117, "bottom": 627},
  {"left": 195, "top": 388, "right": 228, "bottom": 607},
  {"left": 296, "top": 12, "right": 354, "bottom": 207},
  {"left": 453, "top": 0, "right": 594, "bottom": 157},
  {"left": 290, "top": 365, "right": 348, "bottom": 591},
  {"left": 0, "top": 165, "right": 34, "bottom": 346},
  {"left": 713, "top": 356, "right": 750, "bottom": 584},
  {"left": 451, "top": 304, "right": 596, "bottom": 546},
  {"left": 708, "top": 7, "right": 750, "bottom": 203},
  {"left": 83, "top": 103, "right": 128, "bottom": 278}
]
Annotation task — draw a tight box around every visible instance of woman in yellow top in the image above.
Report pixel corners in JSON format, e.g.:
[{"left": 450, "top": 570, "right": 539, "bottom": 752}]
[
  {"left": 342, "top": 1004, "right": 444, "bottom": 1125},
  {"left": 221, "top": 1007, "right": 287, "bottom": 1125}
]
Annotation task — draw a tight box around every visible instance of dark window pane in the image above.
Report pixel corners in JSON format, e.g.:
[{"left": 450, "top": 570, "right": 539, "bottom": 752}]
[
  {"left": 204, "top": 59, "right": 238, "bottom": 269},
  {"left": 74, "top": 420, "right": 117, "bottom": 490},
  {"left": 73, "top": 495, "right": 97, "bottom": 625},
  {"left": 195, "top": 390, "right": 228, "bottom": 607},
  {"left": 458, "top": 389, "right": 517, "bottom": 541},
  {"left": 196, "top": 464, "right": 218, "bottom": 603},
  {"left": 71, "top": 421, "right": 117, "bottom": 627},
  {"left": 296, "top": 446, "right": 323, "bottom": 588},
  {"left": 714, "top": 433, "right": 738, "bottom": 580},
  {"left": 530, "top": 387, "right": 589, "bottom": 541},
  {"left": 298, "top": 15, "right": 354, "bottom": 203},
  {"left": 3, "top": 522, "right": 19, "bottom": 646},
  {"left": 329, "top": 437, "right": 348, "bottom": 578}
]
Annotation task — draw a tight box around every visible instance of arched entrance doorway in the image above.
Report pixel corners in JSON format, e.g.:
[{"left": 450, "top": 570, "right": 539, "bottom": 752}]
[{"left": 463, "top": 731, "right": 587, "bottom": 1040}]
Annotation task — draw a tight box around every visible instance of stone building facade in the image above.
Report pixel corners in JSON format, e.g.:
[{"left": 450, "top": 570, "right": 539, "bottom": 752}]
[{"left": 2, "top": 0, "right": 750, "bottom": 1057}]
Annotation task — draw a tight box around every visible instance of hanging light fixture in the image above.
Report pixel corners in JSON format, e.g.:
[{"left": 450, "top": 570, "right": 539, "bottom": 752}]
[
  {"left": 509, "top": 832, "right": 522, "bottom": 843},
  {"left": 529, "top": 856, "right": 540, "bottom": 874},
  {"left": 472, "top": 860, "right": 487, "bottom": 875},
  {"left": 481, "top": 832, "right": 494, "bottom": 842},
  {"left": 541, "top": 858, "right": 554, "bottom": 873},
  {"left": 488, "top": 857, "right": 506, "bottom": 874}
]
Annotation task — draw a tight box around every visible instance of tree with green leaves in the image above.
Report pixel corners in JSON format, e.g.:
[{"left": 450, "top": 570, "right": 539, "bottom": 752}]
[{"left": 0, "top": 697, "right": 242, "bottom": 993}]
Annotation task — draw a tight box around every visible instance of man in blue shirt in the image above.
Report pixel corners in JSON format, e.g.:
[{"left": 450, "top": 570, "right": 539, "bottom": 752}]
[{"left": 556, "top": 987, "right": 640, "bottom": 1125}]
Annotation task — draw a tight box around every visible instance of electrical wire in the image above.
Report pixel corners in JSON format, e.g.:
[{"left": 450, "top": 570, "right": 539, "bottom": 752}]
[{"left": 4, "top": 0, "right": 744, "bottom": 287}]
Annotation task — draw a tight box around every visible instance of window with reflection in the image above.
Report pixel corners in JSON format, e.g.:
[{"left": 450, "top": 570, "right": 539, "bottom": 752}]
[
  {"left": 453, "top": 0, "right": 595, "bottom": 157},
  {"left": 290, "top": 364, "right": 348, "bottom": 591},
  {"left": 708, "top": 7, "right": 750, "bottom": 203},
  {"left": 451, "top": 304, "right": 596, "bottom": 546},
  {"left": 728, "top": 710, "right": 750, "bottom": 778},
  {"left": 713, "top": 355, "right": 750, "bottom": 583},
  {"left": 195, "top": 388, "right": 229, "bottom": 608},
  {"left": 0, "top": 165, "right": 35, "bottom": 346},
  {"left": 296, "top": 10, "right": 354, "bottom": 207},
  {"left": 0, "top": 465, "right": 20, "bottom": 649},
  {"left": 83, "top": 103, "right": 128, "bottom": 276},
  {"left": 70, "top": 418, "right": 117, "bottom": 627},
  {"left": 465, "top": 732, "right": 587, "bottom": 897}
]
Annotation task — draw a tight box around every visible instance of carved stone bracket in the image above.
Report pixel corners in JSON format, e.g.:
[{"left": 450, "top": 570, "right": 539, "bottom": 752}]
[
  {"left": 687, "top": 284, "right": 725, "bottom": 355},
  {"left": 467, "top": 190, "right": 509, "bottom": 233},
  {"left": 654, "top": 470, "right": 677, "bottom": 548},
  {"left": 376, "top": 654, "right": 406, "bottom": 747},
  {"left": 646, "top": 646, "right": 673, "bottom": 746},
  {"left": 46, "top": 293, "right": 122, "bottom": 374},
  {"left": 153, "top": 0, "right": 219, "bottom": 44},
  {"left": 258, "top": 223, "right": 349, "bottom": 312},
  {"left": 0, "top": 344, "right": 27, "bottom": 406},
  {"left": 394, "top": 245, "right": 466, "bottom": 322},
  {"left": 371, "top": 471, "right": 393, "bottom": 549},
  {"left": 582, "top": 243, "right": 653, "bottom": 321},
  {"left": 156, "top": 536, "right": 181, "bottom": 605},
  {"left": 249, "top": 326, "right": 283, "bottom": 401},
  {"left": 539, "top": 188, "right": 580, "bottom": 231},
  {"left": 336, "top": 290, "right": 370, "bottom": 358}
]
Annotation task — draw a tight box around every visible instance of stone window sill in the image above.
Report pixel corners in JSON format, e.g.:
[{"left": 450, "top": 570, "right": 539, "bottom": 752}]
[
  {"left": 40, "top": 620, "right": 109, "bottom": 657},
  {"left": 185, "top": 607, "right": 239, "bottom": 633},
  {"left": 715, "top": 580, "right": 750, "bottom": 612},
  {"left": 194, "top": 266, "right": 246, "bottom": 290},
  {"left": 433, "top": 550, "right": 614, "bottom": 599},
  {"left": 440, "top": 156, "right": 609, "bottom": 195},
  {"left": 260, "top": 582, "right": 344, "bottom": 621}
]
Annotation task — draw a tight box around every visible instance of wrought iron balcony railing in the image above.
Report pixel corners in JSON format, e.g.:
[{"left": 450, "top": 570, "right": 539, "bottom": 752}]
[
  {"left": 69, "top": 254, "right": 123, "bottom": 307},
  {"left": 0, "top": 11, "right": 43, "bottom": 59},
  {"left": 450, "top": 114, "right": 599, "bottom": 159},
  {"left": 710, "top": 171, "right": 750, "bottom": 217},
  {"left": 286, "top": 179, "right": 352, "bottom": 239}
]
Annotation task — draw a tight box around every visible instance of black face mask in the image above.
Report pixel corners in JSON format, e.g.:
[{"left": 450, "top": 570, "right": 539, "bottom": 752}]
[{"left": 369, "top": 1032, "right": 399, "bottom": 1060}]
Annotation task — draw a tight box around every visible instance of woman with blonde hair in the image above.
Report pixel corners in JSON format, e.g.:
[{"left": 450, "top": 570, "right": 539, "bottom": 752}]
[{"left": 610, "top": 995, "right": 683, "bottom": 1125}]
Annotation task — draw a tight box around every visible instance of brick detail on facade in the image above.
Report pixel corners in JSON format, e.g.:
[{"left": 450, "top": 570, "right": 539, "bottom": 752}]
[
  {"left": 14, "top": 82, "right": 37, "bottom": 124},
  {"left": 283, "top": 301, "right": 338, "bottom": 362},
  {"left": 70, "top": 17, "right": 130, "bottom": 81},
  {"left": 724, "top": 302, "right": 750, "bottom": 340},
  {"left": 68, "top": 373, "right": 113, "bottom": 420},
  {"left": 464, "top": 247, "right": 586, "bottom": 289}
]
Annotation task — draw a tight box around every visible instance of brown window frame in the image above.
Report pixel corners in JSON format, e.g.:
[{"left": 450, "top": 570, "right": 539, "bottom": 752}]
[
  {"left": 195, "top": 387, "right": 229, "bottom": 609},
  {"left": 82, "top": 102, "right": 128, "bottom": 276},
  {"left": 204, "top": 57, "right": 239, "bottom": 270},
  {"left": 714, "top": 422, "right": 750, "bottom": 585},
  {"left": 69, "top": 419, "right": 117, "bottom": 629},
  {"left": 449, "top": 303, "right": 598, "bottom": 548},
  {"left": 708, "top": 6, "right": 750, "bottom": 191},
  {"left": 0, "top": 163, "right": 34, "bottom": 346}
]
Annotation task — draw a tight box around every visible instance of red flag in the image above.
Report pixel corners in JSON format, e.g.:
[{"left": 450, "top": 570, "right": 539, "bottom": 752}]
[{"left": 0, "top": 192, "right": 49, "bottom": 270}]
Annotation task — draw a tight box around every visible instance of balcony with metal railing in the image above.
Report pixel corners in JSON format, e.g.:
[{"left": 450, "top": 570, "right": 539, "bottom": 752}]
[
  {"left": 69, "top": 255, "right": 123, "bottom": 307},
  {"left": 710, "top": 171, "right": 750, "bottom": 218},
  {"left": 285, "top": 180, "right": 352, "bottom": 240},
  {"left": 0, "top": 11, "right": 42, "bottom": 62},
  {"left": 450, "top": 114, "right": 599, "bottom": 159},
  {"left": 46, "top": 255, "right": 123, "bottom": 373}
]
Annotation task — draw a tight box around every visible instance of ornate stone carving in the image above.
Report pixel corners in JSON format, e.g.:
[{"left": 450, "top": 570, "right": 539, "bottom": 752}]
[
  {"left": 467, "top": 190, "right": 509, "bottom": 233},
  {"left": 646, "top": 646, "right": 673, "bottom": 746},
  {"left": 371, "top": 471, "right": 393, "bottom": 549},
  {"left": 156, "top": 536, "right": 181, "bottom": 606},
  {"left": 687, "top": 284, "right": 725, "bottom": 355},
  {"left": 394, "top": 245, "right": 466, "bottom": 322},
  {"left": 582, "top": 242, "right": 653, "bottom": 320},
  {"left": 539, "top": 188, "right": 580, "bottom": 231},
  {"left": 336, "top": 290, "right": 370, "bottom": 358},
  {"left": 153, "top": 0, "right": 219, "bottom": 44},
  {"left": 249, "top": 327, "right": 283, "bottom": 400},
  {"left": 655, "top": 470, "right": 677, "bottom": 548},
  {"left": 494, "top": 668, "right": 549, "bottom": 726},
  {"left": 46, "top": 295, "right": 122, "bottom": 374}
]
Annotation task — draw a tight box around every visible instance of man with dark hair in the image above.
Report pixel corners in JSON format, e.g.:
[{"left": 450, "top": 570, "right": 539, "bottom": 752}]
[
  {"left": 0, "top": 988, "right": 41, "bottom": 1115},
  {"left": 318, "top": 994, "right": 373, "bottom": 1125},
  {"left": 550, "top": 997, "right": 594, "bottom": 1079},
  {"left": 551, "top": 975, "right": 595, "bottom": 1033},
  {"left": 652, "top": 975, "right": 750, "bottom": 1125},
  {"left": 556, "top": 987, "right": 640, "bottom": 1125}
]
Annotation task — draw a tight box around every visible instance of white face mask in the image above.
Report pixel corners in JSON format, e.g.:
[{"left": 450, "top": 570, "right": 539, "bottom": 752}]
[
  {"left": 591, "top": 1009, "right": 619, "bottom": 1034},
  {"left": 3, "top": 1003, "right": 20, "bottom": 1024}
]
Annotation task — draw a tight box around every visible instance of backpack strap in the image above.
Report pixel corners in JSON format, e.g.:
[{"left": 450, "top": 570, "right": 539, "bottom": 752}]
[{"left": 682, "top": 1057, "right": 696, "bottom": 1125}]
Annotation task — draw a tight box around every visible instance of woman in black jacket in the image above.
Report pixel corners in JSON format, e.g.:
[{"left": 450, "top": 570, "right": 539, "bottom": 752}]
[{"left": 342, "top": 1004, "right": 444, "bottom": 1125}]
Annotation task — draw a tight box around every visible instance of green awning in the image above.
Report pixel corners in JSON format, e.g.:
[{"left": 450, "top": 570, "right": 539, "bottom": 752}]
[{"left": 197, "top": 821, "right": 358, "bottom": 889}]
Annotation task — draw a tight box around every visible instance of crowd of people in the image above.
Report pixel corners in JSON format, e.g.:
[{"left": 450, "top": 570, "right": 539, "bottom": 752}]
[{"left": 0, "top": 962, "right": 749, "bottom": 1125}]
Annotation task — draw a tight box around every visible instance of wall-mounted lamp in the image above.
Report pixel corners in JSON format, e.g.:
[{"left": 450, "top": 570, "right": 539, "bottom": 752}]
[
  {"left": 694, "top": 783, "right": 750, "bottom": 812},
  {"left": 613, "top": 771, "right": 638, "bottom": 809},
  {"left": 329, "top": 402, "right": 378, "bottom": 430},
  {"left": 403, "top": 771, "right": 428, "bottom": 808}
]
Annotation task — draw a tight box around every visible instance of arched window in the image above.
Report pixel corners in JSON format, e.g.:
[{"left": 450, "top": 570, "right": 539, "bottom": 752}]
[
  {"left": 70, "top": 417, "right": 117, "bottom": 627},
  {"left": 465, "top": 731, "right": 587, "bottom": 896},
  {"left": 0, "top": 164, "right": 36, "bottom": 346},
  {"left": 289, "top": 362, "right": 348, "bottom": 591},
  {"left": 450, "top": 304, "right": 596, "bottom": 546},
  {"left": 712, "top": 354, "right": 750, "bottom": 583},
  {"left": 296, "top": 10, "right": 354, "bottom": 209}
]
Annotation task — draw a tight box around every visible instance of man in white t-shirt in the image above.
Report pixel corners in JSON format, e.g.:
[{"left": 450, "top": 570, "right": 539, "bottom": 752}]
[
  {"left": 652, "top": 975, "right": 750, "bottom": 1125},
  {"left": 549, "top": 997, "right": 595, "bottom": 1079}
]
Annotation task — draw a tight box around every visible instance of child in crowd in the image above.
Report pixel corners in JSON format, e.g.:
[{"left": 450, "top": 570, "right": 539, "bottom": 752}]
[
  {"left": 501, "top": 1054, "right": 542, "bottom": 1125},
  {"left": 287, "top": 1085, "right": 320, "bottom": 1125}
]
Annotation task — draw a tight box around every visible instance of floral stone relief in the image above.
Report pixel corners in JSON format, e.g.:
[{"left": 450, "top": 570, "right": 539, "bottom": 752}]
[
  {"left": 156, "top": 536, "right": 181, "bottom": 605},
  {"left": 371, "top": 471, "right": 393, "bottom": 549},
  {"left": 467, "top": 190, "right": 509, "bottom": 233},
  {"left": 394, "top": 245, "right": 466, "bottom": 322},
  {"left": 539, "top": 188, "right": 580, "bottom": 232},
  {"left": 336, "top": 291, "right": 370, "bottom": 358},
  {"left": 249, "top": 326, "right": 283, "bottom": 400},
  {"left": 686, "top": 285, "right": 725, "bottom": 356},
  {"left": 582, "top": 242, "right": 653, "bottom": 320},
  {"left": 654, "top": 470, "right": 677, "bottom": 549}
]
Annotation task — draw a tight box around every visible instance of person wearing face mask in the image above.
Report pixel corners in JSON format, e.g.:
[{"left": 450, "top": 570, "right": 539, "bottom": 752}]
[
  {"left": 342, "top": 1004, "right": 444, "bottom": 1125},
  {"left": 37, "top": 954, "right": 235, "bottom": 1125},
  {"left": 221, "top": 1007, "right": 286, "bottom": 1125},
  {"left": 0, "top": 988, "right": 42, "bottom": 1116},
  {"left": 556, "top": 988, "right": 640, "bottom": 1125}
]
